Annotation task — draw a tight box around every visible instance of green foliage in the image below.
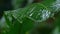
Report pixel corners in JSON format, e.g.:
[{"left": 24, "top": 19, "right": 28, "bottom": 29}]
[{"left": 1, "top": 0, "right": 60, "bottom": 34}]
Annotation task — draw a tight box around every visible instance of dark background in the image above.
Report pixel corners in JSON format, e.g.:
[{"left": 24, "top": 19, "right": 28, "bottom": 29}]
[{"left": 0, "top": 0, "right": 13, "bottom": 19}]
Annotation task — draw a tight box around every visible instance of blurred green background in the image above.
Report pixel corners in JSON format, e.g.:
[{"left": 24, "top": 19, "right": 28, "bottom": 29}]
[{"left": 0, "top": 0, "right": 60, "bottom": 34}]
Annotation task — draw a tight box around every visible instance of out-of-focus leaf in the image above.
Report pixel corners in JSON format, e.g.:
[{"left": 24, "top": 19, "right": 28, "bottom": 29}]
[
  {"left": 12, "top": 0, "right": 24, "bottom": 9},
  {"left": 2, "top": 0, "right": 60, "bottom": 34}
]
